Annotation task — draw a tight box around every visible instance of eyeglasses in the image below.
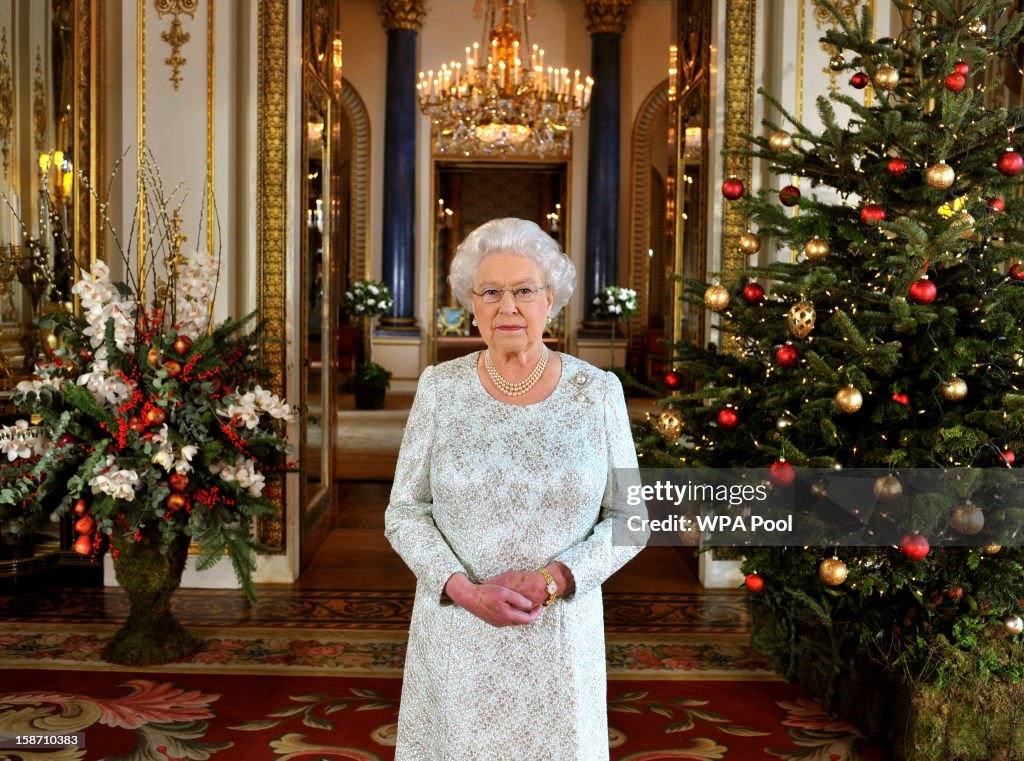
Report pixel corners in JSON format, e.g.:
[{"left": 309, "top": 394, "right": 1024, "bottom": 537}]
[{"left": 471, "top": 286, "right": 547, "bottom": 304}]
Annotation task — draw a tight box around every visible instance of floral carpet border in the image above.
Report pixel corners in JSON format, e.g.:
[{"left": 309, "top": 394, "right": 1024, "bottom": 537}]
[{"left": 0, "top": 623, "right": 775, "bottom": 680}]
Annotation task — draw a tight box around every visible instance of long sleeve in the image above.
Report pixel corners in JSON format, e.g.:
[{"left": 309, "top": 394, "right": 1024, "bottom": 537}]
[
  {"left": 554, "top": 372, "right": 648, "bottom": 598},
  {"left": 385, "top": 365, "right": 467, "bottom": 600}
]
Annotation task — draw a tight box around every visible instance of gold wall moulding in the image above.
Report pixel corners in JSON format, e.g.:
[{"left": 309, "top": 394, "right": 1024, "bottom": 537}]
[
  {"left": 0, "top": 30, "right": 10, "bottom": 175},
  {"left": 257, "top": 0, "right": 288, "bottom": 551},
  {"left": 378, "top": 0, "right": 426, "bottom": 32},
  {"left": 154, "top": 0, "right": 198, "bottom": 91},
  {"left": 813, "top": 0, "right": 865, "bottom": 92},
  {"left": 33, "top": 49, "right": 47, "bottom": 153},
  {"left": 582, "top": 0, "right": 633, "bottom": 35}
]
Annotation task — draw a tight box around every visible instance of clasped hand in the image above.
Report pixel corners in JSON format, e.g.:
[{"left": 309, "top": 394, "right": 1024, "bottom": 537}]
[{"left": 444, "top": 570, "right": 552, "bottom": 628}]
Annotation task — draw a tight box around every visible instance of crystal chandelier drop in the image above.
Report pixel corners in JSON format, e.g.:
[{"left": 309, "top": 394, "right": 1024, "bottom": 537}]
[{"left": 417, "top": 0, "right": 593, "bottom": 158}]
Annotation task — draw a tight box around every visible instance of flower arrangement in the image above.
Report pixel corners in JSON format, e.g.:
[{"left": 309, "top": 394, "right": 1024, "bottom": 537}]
[
  {"left": 342, "top": 279, "right": 393, "bottom": 320},
  {"left": 592, "top": 285, "right": 638, "bottom": 321},
  {"left": 0, "top": 168, "right": 293, "bottom": 609}
]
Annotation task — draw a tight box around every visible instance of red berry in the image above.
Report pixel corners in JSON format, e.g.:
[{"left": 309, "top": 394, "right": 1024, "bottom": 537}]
[
  {"left": 775, "top": 344, "right": 799, "bottom": 369},
  {"left": 944, "top": 72, "right": 966, "bottom": 93},
  {"left": 860, "top": 204, "right": 886, "bottom": 224},
  {"left": 891, "top": 392, "right": 910, "bottom": 405},
  {"left": 742, "top": 282, "right": 765, "bottom": 305},
  {"left": 887, "top": 157, "right": 907, "bottom": 176},
  {"left": 722, "top": 177, "right": 745, "bottom": 200},
  {"left": 769, "top": 461, "right": 796, "bottom": 487},
  {"left": 664, "top": 371, "right": 684, "bottom": 390},
  {"left": 953, "top": 60, "right": 970, "bottom": 76},
  {"left": 900, "top": 532, "right": 930, "bottom": 561},
  {"left": 850, "top": 72, "right": 869, "bottom": 89},
  {"left": 997, "top": 150, "right": 1024, "bottom": 177},
  {"left": 73, "top": 535, "right": 93, "bottom": 555},
  {"left": 717, "top": 408, "right": 739, "bottom": 429},
  {"left": 744, "top": 573, "right": 765, "bottom": 592},
  {"left": 56, "top": 433, "right": 77, "bottom": 448},
  {"left": 908, "top": 277, "right": 937, "bottom": 304},
  {"left": 988, "top": 196, "right": 1005, "bottom": 213},
  {"left": 779, "top": 185, "right": 801, "bottom": 207}
]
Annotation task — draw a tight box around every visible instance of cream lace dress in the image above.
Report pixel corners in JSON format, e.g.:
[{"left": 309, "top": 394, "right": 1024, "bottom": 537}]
[{"left": 385, "top": 352, "right": 646, "bottom": 761}]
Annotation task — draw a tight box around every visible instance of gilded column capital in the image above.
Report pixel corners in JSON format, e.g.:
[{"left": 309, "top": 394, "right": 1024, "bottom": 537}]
[
  {"left": 582, "top": 0, "right": 632, "bottom": 35},
  {"left": 379, "top": 0, "right": 425, "bottom": 32}
]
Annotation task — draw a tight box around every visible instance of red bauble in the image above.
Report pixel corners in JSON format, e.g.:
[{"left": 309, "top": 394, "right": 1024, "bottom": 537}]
[
  {"left": 988, "top": 196, "right": 1005, "bottom": 213},
  {"left": 953, "top": 60, "right": 970, "bottom": 76},
  {"left": 73, "top": 535, "right": 93, "bottom": 556},
  {"left": 1000, "top": 449, "right": 1015, "bottom": 466},
  {"left": 722, "top": 177, "right": 745, "bottom": 200},
  {"left": 742, "top": 282, "right": 765, "bottom": 304},
  {"left": 717, "top": 408, "right": 739, "bottom": 429},
  {"left": 900, "top": 532, "right": 930, "bottom": 561},
  {"left": 997, "top": 150, "right": 1024, "bottom": 177},
  {"left": 664, "top": 370, "right": 684, "bottom": 390},
  {"left": 173, "top": 335, "right": 193, "bottom": 355},
  {"left": 74, "top": 515, "right": 96, "bottom": 535},
  {"left": 744, "top": 573, "right": 765, "bottom": 592},
  {"left": 850, "top": 72, "right": 869, "bottom": 89},
  {"left": 145, "top": 407, "right": 167, "bottom": 427},
  {"left": 769, "top": 461, "right": 796, "bottom": 487},
  {"left": 908, "top": 277, "right": 937, "bottom": 304},
  {"left": 775, "top": 344, "right": 799, "bottom": 369},
  {"left": 860, "top": 203, "right": 886, "bottom": 224},
  {"left": 779, "top": 185, "right": 801, "bottom": 207},
  {"left": 891, "top": 392, "right": 910, "bottom": 405},
  {"left": 1010, "top": 263, "right": 1024, "bottom": 281},
  {"left": 887, "top": 157, "right": 908, "bottom": 176},
  {"left": 944, "top": 72, "right": 966, "bottom": 92},
  {"left": 169, "top": 472, "right": 190, "bottom": 492},
  {"left": 55, "top": 433, "right": 77, "bottom": 448},
  {"left": 73, "top": 498, "right": 89, "bottom": 516},
  {"left": 166, "top": 493, "right": 189, "bottom": 512}
]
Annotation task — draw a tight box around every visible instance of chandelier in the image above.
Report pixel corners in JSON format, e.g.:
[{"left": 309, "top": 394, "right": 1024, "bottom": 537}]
[{"left": 417, "top": 0, "right": 593, "bottom": 158}]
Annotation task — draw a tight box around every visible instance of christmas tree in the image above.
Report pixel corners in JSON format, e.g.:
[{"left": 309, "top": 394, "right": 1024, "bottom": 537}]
[{"left": 636, "top": 1, "right": 1024, "bottom": 756}]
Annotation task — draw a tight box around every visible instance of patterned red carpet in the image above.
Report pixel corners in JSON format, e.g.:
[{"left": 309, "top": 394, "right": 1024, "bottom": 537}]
[{"left": 0, "top": 668, "right": 886, "bottom": 760}]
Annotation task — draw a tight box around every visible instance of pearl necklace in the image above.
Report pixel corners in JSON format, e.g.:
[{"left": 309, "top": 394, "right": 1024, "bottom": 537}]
[{"left": 484, "top": 347, "right": 549, "bottom": 397}]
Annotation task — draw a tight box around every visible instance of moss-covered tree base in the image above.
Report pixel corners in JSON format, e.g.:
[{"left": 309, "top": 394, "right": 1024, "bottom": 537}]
[
  {"left": 752, "top": 599, "right": 1024, "bottom": 760},
  {"left": 103, "top": 531, "right": 200, "bottom": 667}
]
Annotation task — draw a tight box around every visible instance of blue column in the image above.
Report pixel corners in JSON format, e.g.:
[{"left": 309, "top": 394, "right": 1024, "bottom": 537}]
[
  {"left": 380, "top": 27, "right": 418, "bottom": 332},
  {"left": 583, "top": 32, "right": 622, "bottom": 323}
]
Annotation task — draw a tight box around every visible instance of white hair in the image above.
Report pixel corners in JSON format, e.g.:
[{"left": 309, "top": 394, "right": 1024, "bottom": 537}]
[{"left": 448, "top": 218, "right": 576, "bottom": 314}]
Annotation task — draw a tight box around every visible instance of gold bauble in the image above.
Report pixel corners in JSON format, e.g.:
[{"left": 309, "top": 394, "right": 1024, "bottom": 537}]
[
  {"left": 804, "top": 236, "right": 830, "bottom": 262},
  {"left": 1003, "top": 615, "right": 1024, "bottom": 635},
  {"left": 829, "top": 54, "right": 845, "bottom": 72},
  {"left": 768, "top": 129, "right": 794, "bottom": 152},
  {"left": 819, "top": 556, "right": 849, "bottom": 586},
  {"left": 704, "top": 284, "right": 730, "bottom": 312},
  {"left": 873, "top": 64, "right": 900, "bottom": 91},
  {"left": 678, "top": 517, "right": 700, "bottom": 546},
  {"left": 873, "top": 475, "right": 903, "bottom": 502},
  {"left": 787, "top": 301, "right": 816, "bottom": 339},
  {"left": 967, "top": 19, "right": 987, "bottom": 38},
  {"left": 657, "top": 409, "right": 684, "bottom": 442},
  {"left": 835, "top": 385, "right": 863, "bottom": 414},
  {"left": 985, "top": 543, "right": 1002, "bottom": 555},
  {"left": 950, "top": 501, "right": 985, "bottom": 536},
  {"left": 956, "top": 212, "right": 975, "bottom": 239},
  {"left": 739, "top": 231, "right": 762, "bottom": 256},
  {"left": 940, "top": 377, "right": 968, "bottom": 402},
  {"left": 925, "top": 161, "right": 955, "bottom": 190}
]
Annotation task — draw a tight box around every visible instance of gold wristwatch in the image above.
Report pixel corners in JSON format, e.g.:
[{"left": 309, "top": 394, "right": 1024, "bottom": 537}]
[{"left": 538, "top": 567, "right": 558, "bottom": 607}]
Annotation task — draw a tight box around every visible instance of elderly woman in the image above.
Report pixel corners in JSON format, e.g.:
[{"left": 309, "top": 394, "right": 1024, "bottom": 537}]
[{"left": 385, "top": 217, "right": 646, "bottom": 760}]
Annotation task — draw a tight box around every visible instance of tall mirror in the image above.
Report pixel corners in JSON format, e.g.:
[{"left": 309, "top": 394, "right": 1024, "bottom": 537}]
[{"left": 299, "top": 0, "right": 340, "bottom": 569}]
